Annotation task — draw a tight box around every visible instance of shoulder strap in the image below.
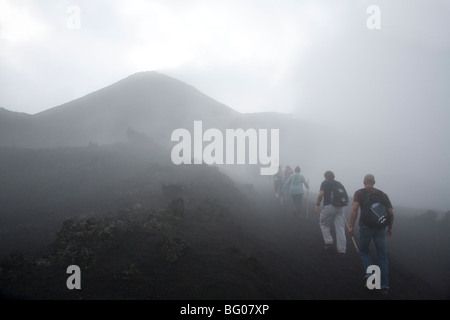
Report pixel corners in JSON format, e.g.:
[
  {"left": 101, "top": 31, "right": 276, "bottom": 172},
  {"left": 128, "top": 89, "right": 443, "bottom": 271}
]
[
  {"left": 361, "top": 188, "right": 373, "bottom": 207},
  {"left": 362, "top": 188, "right": 384, "bottom": 205}
]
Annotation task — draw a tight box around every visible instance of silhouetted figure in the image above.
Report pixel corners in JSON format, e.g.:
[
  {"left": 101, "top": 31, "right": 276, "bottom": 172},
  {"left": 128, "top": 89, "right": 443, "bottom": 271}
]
[
  {"left": 273, "top": 166, "right": 284, "bottom": 201},
  {"left": 284, "top": 165, "right": 293, "bottom": 182}
]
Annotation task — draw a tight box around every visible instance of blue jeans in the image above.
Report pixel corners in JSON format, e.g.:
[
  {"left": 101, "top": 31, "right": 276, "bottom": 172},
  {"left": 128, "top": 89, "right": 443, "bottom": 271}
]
[
  {"left": 359, "top": 226, "right": 389, "bottom": 289},
  {"left": 291, "top": 194, "right": 303, "bottom": 215}
]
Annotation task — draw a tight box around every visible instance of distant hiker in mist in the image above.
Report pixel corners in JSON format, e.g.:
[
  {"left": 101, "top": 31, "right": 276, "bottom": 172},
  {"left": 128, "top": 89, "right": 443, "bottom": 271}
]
[
  {"left": 315, "top": 171, "right": 347, "bottom": 254},
  {"left": 349, "top": 174, "right": 394, "bottom": 295},
  {"left": 282, "top": 166, "right": 309, "bottom": 217},
  {"left": 284, "top": 165, "right": 294, "bottom": 182},
  {"left": 273, "top": 166, "right": 284, "bottom": 202}
]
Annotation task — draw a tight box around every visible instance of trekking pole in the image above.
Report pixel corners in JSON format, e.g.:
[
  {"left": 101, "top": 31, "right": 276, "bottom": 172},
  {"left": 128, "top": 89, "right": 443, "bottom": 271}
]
[
  {"left": 306, "top": 179, "right": 310, "bottom": 220},
  {"left": 344, "top": 213, "right": 359, "bottom": 253}
]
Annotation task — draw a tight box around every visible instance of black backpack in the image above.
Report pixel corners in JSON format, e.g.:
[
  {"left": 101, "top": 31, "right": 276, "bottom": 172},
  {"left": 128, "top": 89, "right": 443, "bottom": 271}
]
[
  {"left": 360, "top": 190, "right": 390, "bottom": 228},
  {"left": 330, "top": 180, "right": 349, "bottom": 207}
]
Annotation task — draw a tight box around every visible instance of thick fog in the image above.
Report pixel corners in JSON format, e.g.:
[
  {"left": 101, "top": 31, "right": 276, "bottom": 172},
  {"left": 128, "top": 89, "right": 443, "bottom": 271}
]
[{"left": 0, "top": 0, "right": 449, "bottom": 211}]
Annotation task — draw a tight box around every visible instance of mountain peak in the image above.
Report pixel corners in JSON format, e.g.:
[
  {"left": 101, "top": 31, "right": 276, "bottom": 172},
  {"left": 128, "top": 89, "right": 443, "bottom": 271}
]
[
  {"left": 118, "top": 71, "right": 186, "bottom": 86},
  {"left": 124, "top": 71, "right": 164, "bottom": 80},
  {"left": 113, "top": 71, "right": 206, "bottom": 98},
  {"left": 3, "top": 72, "right": 241, "bottom": 148}
]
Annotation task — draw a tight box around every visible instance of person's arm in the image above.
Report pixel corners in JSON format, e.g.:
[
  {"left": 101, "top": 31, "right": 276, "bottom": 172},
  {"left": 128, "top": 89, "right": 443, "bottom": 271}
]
[
  {"left": 348, "top": 201, "right": 359, "bottom": 236},
  {"left": 387, "top": 208, "right": 394, "bottom": 237},
  {"left": 315, "top": 190, "right": 325, "bottom": 213},
  {"left": 303, "top": 176, "right": 309, "bottom": 189}
]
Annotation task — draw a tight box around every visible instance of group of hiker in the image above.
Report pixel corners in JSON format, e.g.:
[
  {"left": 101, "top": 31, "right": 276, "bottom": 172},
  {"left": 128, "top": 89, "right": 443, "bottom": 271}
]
[
  {"left": 273, "top": 167, "right": 394, "bottom": 296},
  {"left": 273, "top": 165, "right": 309, "bottom": 217}
]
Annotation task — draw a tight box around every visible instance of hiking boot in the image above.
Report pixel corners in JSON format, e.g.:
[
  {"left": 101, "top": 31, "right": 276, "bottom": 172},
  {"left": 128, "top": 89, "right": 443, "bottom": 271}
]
[{"left": 379, "top": 288, "right": 389, "bottom": 296}]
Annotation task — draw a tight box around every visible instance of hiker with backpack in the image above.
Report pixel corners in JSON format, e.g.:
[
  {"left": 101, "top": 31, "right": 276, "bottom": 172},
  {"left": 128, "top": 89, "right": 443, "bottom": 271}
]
[
  {"left": 281, "top": 166, "right": 309, "bottom": 217},
  {"left": 315, "top": 171, "right": 348, "bottom": 254},
  {"left": 348, "top": 174, "right": 394, "bottom": 295}
]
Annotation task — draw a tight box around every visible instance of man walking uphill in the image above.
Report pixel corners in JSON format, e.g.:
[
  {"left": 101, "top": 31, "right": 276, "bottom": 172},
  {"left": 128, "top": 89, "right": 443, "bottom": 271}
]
[
  {"left": 349, "top": 174, "right": 394, "bottom": 295},
  {"left": 315, "top": 171, "right": 348, "bottom": 254}
]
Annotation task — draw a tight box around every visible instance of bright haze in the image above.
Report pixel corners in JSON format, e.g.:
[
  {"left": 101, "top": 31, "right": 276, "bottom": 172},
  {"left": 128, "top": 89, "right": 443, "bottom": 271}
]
[{"left": 0, "top": 0, "right": 449, "bottom": 211}]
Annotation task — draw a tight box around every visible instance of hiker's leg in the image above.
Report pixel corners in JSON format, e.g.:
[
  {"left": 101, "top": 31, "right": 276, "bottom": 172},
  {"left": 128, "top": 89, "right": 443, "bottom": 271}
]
[
  {"left": 319, "top": 205, "right": 334, "bottom": 245},
  {"left": 334, "top": 207, "right": 347, "bottom": 253},
  {"left": 373, "top": 227, "right": 389, "bottom": 289},
  {"left": 359, "top": 226, "right": 374, "bottom": 278},
  {"left": 296, "top": 194, "right": 303, "bottom": 215},
  {"left": 275, "top": 181, "right": 282, "bottom": 196},
  {"left": 291, "top": 194, "right": 301, "bottom": 216},
  {"left": 274, "top": 182, "right": 280, "bottom": 200},
  {"left": 291, "top": 195, "right": 297, "bottom": 215}
]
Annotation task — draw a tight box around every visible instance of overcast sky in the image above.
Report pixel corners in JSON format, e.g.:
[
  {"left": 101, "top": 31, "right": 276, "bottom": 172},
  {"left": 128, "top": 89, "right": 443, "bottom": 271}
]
[{"left": 1, "top": 0, "right": 449, "bottom": 211}]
